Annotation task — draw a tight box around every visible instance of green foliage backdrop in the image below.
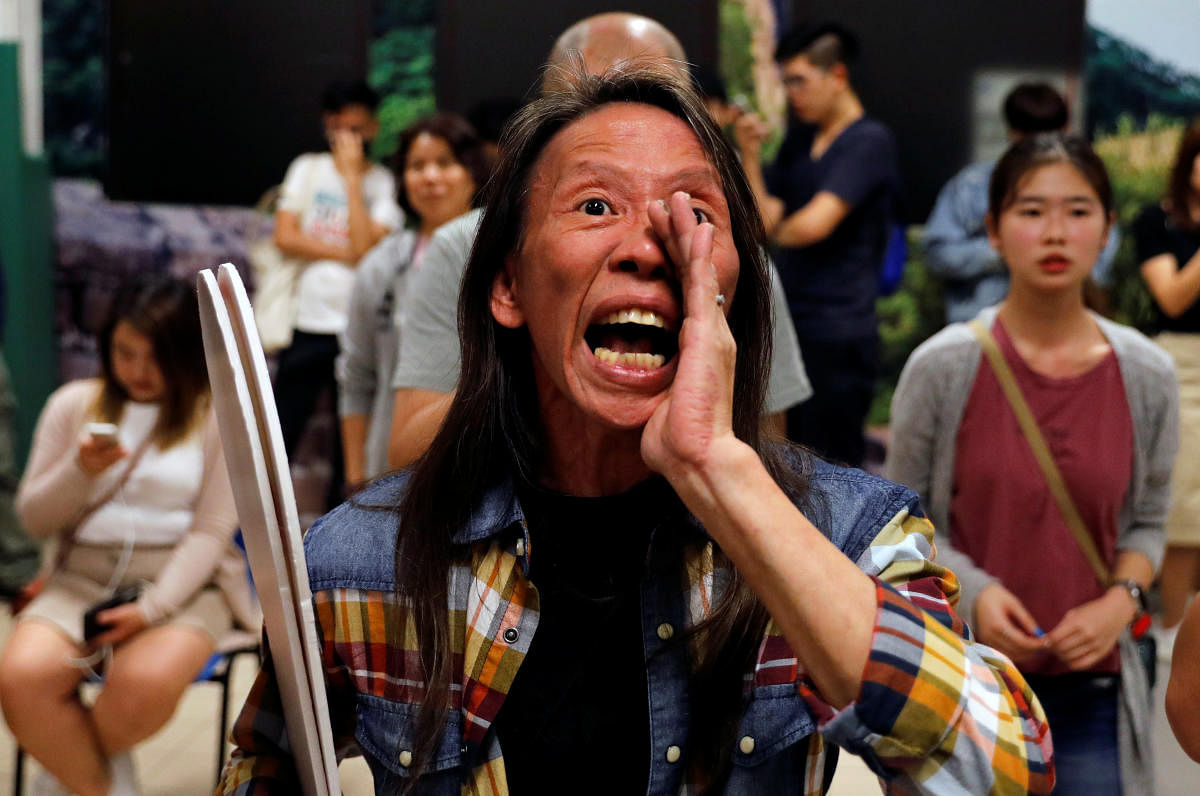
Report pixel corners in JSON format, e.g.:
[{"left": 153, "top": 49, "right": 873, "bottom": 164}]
[
  {"left": 370, "top": 0, "right": 436, "bottom": 162},
  {"left": 370, "top": 27, "right": 436, "bottom": 163}
]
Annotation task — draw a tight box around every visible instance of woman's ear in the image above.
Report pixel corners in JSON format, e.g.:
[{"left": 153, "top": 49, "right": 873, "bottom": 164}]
[
  {"left": 984, "top": 211, "right": 1002, "bottom": 256},
  {"left": 491, "top": 258, "right": 526, "bottom": 329}
]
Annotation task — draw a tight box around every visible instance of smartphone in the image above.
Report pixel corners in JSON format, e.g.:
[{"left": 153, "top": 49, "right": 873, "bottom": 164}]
[
  {"left": 84, "top": 421, "right": 120, "bottom": 447},
  {"left": 82, "top": 585, "right": 142, "bottom": 641}
]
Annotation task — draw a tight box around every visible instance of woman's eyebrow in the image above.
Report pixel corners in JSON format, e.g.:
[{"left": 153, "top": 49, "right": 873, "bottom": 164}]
[
  {"left": 558, "top": 160, "right": 630, "bottom": 186},
  {"left": 556, "top": 161, "right": 721, "bottom": 194},
  {"left": 1014, "top": 192, "right": 1098, "bottom": 202}
]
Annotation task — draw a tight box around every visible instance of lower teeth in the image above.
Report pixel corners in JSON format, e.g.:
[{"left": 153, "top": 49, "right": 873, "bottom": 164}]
[{"left": 594, "top": 347, "right": 665, "bottom": 370}]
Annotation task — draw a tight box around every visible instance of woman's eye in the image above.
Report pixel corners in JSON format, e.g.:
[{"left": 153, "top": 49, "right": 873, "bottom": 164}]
[
  {"left": 582, "top": 199, "right": 611, "bottom": 216},
  {"left": 692, "top": 208, "right": 709, "bottom": 224}
]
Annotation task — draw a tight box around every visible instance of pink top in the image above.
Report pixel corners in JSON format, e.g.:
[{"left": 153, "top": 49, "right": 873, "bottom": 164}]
[
  {"left": 950, "top": 320, "right": 1131, "bottom": 675},
  {"left": 16, "top": 379, "right": 259, "bottom": 630}
]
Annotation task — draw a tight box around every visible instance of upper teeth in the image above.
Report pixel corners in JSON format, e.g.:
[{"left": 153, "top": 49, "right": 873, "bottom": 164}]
[{"left": 602, "top": 309, "right": 665, "bottom": 328}]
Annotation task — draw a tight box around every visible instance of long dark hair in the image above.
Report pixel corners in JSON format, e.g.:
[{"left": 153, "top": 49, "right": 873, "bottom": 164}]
[
  {"left": 392, "top": 112, "right": 493, "bottom": 219},
  {"left": 1166, "top": 118, "right": 1200, "bottom": 232},
  {"left": 93, "top": 273, "right": 208, "bottom": 447},
  {"left": 395, "top": 61, "right": 805, "bottom": 788}
]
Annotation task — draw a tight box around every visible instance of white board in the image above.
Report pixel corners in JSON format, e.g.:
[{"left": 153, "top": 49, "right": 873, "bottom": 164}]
[{"left": 198, "top": 263, "right": 339, "bottom": 795}]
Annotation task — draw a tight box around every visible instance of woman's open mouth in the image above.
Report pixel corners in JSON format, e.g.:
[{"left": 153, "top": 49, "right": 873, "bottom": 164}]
[{"left": 584, "top": 308, "right": 678, "bottom": 371}]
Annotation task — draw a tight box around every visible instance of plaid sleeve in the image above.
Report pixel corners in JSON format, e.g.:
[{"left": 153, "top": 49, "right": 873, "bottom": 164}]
[
  {"left": 802, "top": 508, "right": 1055, "bottom": 795},
  {"left": 217, "top": 600, "right": 359, "bottom": 794},
  {"left": 216, "top": 641, "right": 301, "bottom": 794}
]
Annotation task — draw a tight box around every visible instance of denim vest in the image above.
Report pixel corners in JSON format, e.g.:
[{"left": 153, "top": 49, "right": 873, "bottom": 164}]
[{"left": 305, "top": 456, "right": 923, "bottom": 794}]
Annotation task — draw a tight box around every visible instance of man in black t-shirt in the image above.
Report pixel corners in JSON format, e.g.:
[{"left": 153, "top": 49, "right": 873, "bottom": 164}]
[{"left": 737, "top": 23, "right": 899, "bottom": 467}]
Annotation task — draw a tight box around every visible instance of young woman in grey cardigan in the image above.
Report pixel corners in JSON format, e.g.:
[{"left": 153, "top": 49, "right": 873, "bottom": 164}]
[{"left": 887, "top": 134, "right": 1179, "bottom": 796}]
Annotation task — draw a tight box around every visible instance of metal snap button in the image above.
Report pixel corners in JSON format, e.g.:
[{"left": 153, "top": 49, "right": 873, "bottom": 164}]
[
  {"left": 398, "top": 750, "right": 413, "bottom": 767},
  {"left": 739, "top": 735, "right": 755, "bottom": 755},
  {"left": 665, "top": 745, "right": 681, "bottom": 763},
  {"left": 503, "top": 627, "right": 519, "bottom": 644},
  {"left": 656, "top": 622, "right": 674, "bottom": 640}
]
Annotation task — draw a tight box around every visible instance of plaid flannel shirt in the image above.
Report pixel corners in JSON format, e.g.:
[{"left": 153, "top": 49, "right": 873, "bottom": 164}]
[{"left": 219, "top": 459, "right": 1053, "bottom": 794}]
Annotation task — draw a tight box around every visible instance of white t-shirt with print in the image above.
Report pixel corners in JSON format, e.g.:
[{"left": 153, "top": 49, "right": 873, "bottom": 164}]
[{"left": 279, "top": 152, "right": 402, "bottom": 334}]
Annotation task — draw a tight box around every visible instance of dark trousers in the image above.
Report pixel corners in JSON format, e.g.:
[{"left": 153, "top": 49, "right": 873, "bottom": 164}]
[
  {"left": 786, "top": 334, "right": 878, "bottom": 468},
  {"left": 1024, "top": 673, "right": 1121, "bottom": 795},
  {"left": 273, "top": 330, "right": 343, "bottom": 512}
]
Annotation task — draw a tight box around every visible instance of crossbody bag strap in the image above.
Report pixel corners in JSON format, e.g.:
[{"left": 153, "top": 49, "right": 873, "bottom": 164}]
[
  {"left": 52, "top": 432, "right": 156, "bottom": 571},
  {"left": 967, "top": 319, "right": 1112, "bottom": 587}
]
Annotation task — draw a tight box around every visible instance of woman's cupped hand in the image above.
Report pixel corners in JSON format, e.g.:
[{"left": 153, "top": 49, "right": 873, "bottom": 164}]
[{"left": 640, "top": 191, "right": 738, "bottom": 482}]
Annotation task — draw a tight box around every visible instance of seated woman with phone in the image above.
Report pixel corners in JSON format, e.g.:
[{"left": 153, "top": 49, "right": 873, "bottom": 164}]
[{"left": 0, "top": 274, "right": 259, "bottom": 796}]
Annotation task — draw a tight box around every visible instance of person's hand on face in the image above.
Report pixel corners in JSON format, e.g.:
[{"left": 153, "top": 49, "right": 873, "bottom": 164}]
[
  {"left": 331, "top": 128, "right": 366, "bottom": 179},
  {"left": 641, "top": 190, "right": 737, "bottom": 480},
  {"left": 492, "top": 103, "right": 739, "bottom": 444}
]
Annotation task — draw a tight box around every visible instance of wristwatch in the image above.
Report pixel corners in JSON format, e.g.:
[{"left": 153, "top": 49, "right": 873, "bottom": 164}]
[{"left": 1111, "top": 578, "right": 1148, "bottom": 614}]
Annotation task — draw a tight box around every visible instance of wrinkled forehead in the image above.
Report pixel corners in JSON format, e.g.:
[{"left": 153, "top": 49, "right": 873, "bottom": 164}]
[{"left": 526, "top": 103, "right": 721, "bottom": 200}]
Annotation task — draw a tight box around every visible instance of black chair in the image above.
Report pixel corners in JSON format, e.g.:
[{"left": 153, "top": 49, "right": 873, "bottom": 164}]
[{"left": 12, "top": 640, "right": 260, "bottom": 794}]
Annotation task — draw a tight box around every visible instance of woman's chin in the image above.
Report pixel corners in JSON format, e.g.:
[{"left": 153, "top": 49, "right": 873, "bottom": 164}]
[{"left": 550, "top": 390, "right": 667, "bottom": 440}]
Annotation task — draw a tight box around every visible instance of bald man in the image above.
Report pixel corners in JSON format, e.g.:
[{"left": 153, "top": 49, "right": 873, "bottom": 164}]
[
  {"left": 385, "top": 12, "right": 812, "bottom": 468},
  {"left": 546, "top": 12, "right": 684, "bottom": 79}
]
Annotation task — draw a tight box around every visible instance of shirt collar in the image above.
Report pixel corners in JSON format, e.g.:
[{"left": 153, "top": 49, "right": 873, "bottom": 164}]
[{"left": 451, "top": 476, "right": 525, "bottom": 545}]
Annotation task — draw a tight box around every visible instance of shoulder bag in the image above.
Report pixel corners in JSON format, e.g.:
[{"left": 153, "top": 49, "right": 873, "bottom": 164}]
[
  {"left": 249, "top": 155, "right": 318, "bottom": 353},
  {"left": 13, "top": 434, "right": 154, "bottom": 613},
  {"left": 968, "top": 319, "right": 1157, "bottom": 686}
]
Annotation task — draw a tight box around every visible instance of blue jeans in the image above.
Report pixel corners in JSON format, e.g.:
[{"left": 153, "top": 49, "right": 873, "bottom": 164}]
[{"left": 1025, "top": 673, "right": 1121, "bottom": 796}]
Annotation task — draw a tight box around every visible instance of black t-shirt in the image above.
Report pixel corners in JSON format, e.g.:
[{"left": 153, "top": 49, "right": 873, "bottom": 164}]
[
  {"left": 494, "top": 478, "right": 673, "bottom": 794},
  {"left": 767, "top": 116, "right": 900, "bottom": 341},
  {"left": 1134, "top": 204, "right": 1200, "bottom": 333}
]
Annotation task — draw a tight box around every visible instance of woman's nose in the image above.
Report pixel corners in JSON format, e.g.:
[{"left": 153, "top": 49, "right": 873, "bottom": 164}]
[
  {"left": 1043, "top": 209, "right": 1067, "bottom": 242},
  {"left": 611, "top": 218, "right": 672, "bottom": 280}
]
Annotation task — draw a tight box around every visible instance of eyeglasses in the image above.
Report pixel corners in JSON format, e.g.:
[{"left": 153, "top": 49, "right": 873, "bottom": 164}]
[{"left": 781, "top": 76, "right": 807, "bottom": 90}]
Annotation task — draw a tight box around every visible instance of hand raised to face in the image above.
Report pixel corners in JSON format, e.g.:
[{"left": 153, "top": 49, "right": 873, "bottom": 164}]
[
  {"left": 641, "top": 190, "right": 738, "bottom": 480},
  {"left": 330, "top": 128, "right": 366, "bottom": 178}
]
